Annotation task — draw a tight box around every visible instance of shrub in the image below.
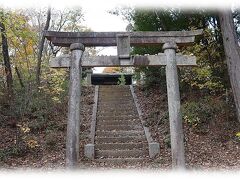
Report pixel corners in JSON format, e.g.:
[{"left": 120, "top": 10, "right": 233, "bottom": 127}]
[
  {"left": 45, "top": 131, "right": 58, "bottom": 150},
  {"left": 134, "top": 67, "right": 167, "bottom": 90},
  {"left": 29, "top": 118, "right": 47, "bottom": 132},
  {"left": 117, "top": 74, "right": 126, "bottom": 85},
  {"left": 182, "top": 96, "right": 225, "bottom": 131},
  {"left": 0, "top": 145, "right": 29, "bottom": 161}
]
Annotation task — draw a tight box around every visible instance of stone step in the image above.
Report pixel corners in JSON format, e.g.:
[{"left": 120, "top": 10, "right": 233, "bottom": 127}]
[
  {"left": 96, "top": 117, "right": 139, "bottom": 122},
  {"left": 97, "top": 115, "right": 139, "bottom": 120},
  {"left": 97, "top": 112, "right": 138, "bottom": 116},
  {"left": 92, "top": 85, "right": 151, "bottom": 165},
  {"left": 99, "top": 89, "right": 129, "bottom": 90},
  {"left": 95, "top": 143, "right": 147, "bottom": 150},
  {"left": 96, "top": 120, "right": 140, "bottom": 126},
  {"left": 98, "top": 106, "right": 136, "bottom": 110},
  {"left": 100, "top": 102, "right": 132, "bottom": 105},
  {"left": 98, "top": 92, "right": 130, "bottom": 95},
  {"left": 99, "top": 102, "right": 133, "bottom": 105},
  {"left": 99, "top": 86, "right": 129, "bottom": 89},
  {"left": 95, "top": 136, "right": 146, "bottom": 143},
  {"left": 96, "top": 130, "right": 144, "bottom": 137},
  {"left": 96, "top": 118, "right": 139, "bottom": 122},
  {"left": 98, "top": 109, "right": 137, "bottom": 113},
  {"left": 98, "top": 97, "right": 132, "bottom": 100},
  {"left": 99, "top": 95, "right": 130, "bottom": 97},
  {"left": 96, "top": 125, "right": 142, "bottom": 131},
  {"left": 98, "top": 95, "right": 130, "bottom": 97},
  {"left": 95, "top": 149, "right": 148, "bottom": 158},
  {"left": 98, "top": 99, "right": 134, "bottom": 106},
  {"left": 99, "top": 89, "right": 131, "bottom": 95},
  {"left": 98, "top": 100, "right": 134, "bottom": 103},
  {"left": 99, "top": 87, "right": 130, "bottom": 90},
  {"left": 98, "top": 105, "right": 136, "bottom": 109},
  {"left": 98, "top": 104, "right": 135, "bottom": 108},
  {"left": 97, "top": 110, "right": 137, "bottom": 114},
  {"left": 98, "top": 96, "right": 131, "bottom": 99},
  {"left": 99, "top": 93, "right": 131, "bottom": 97},
  {"left": 99, "top": 86, "right": 129, "bottom": 88},
  {"left": 98, "top": 106, "right": 135, "bottom": 110},
  {"left": 93, "top": 158, "right": 148, "bottom": 165},
  {"left": 99, "top": 99, "right": 131, "bottom": 102},
  {"left": 99, "top": 94, "right": 132, "bottom": 97},
  {"left": 97, "top": 116, "right": 139, "bottom": 121}
]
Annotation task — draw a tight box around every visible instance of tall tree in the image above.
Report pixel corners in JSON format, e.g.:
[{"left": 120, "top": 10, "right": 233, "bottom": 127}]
[
  {"left": 0, "top": 13, "right": 13, "bottom": 97},
  {"left": 36, "top": 7, "right": 51, "bottom": 85},
  {"left": 219, "top": 10, "right": 240, "bottom": 121}
]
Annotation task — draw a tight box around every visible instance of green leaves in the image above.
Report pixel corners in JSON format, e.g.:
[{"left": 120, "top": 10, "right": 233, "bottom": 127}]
[
  {"left": 129, "top": 8, "right": 229, "bottom": 93},
  {"left": 117, "top": 74, "right": 126, "bottom": 85},
  {"left": 182, "top": 96, "right": 223, "bottom": 129}
]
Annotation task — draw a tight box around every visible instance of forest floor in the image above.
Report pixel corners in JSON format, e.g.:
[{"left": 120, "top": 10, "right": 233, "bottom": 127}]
[
  {"left": 134, "top": 86, "right": 240, "bottom": 170},
  {"left": 0, "top": 86, "right": 95, "bottom": 170},
  {"left": 0, "top": 85, "right": 240, "bottom": 171}
]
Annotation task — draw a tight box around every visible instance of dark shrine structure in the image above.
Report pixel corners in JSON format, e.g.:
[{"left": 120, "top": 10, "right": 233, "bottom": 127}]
[{"left": 91, "top": 73, "right": 133, "bottom": 85}]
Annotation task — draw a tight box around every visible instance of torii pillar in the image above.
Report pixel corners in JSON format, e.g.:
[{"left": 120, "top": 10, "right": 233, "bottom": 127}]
[
  {"left": 66, "top": 43, "right": 85, "bottom": 168},
  {"left": 163, "top": 42, "right": 185, "bottom": 169}
]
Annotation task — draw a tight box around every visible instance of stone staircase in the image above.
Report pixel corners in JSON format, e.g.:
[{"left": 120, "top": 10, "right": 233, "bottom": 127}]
[{"left": 94, "top": 85, "right": 149, "bottom": 164}]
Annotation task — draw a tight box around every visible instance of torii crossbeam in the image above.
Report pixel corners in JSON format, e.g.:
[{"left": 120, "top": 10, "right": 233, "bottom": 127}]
[
  {"left": 45, "top": 29, "right": 202, "bottom": 169},
  {"left": 45, "top": 30, "right": 202, "bottom": 47},
  {"left": 49, "top": 54, "right": 197, "bottom": 67}
]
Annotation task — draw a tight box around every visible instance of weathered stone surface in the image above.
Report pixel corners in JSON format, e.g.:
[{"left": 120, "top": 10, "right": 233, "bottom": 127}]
[
  {"left": 130, "top": 85, "right": 160, "bottom": 158},
  {"left": 116, "top": 33, "right": 130, "bottom": 59},
  {"left": 149, "top": 142, "right": 160, "bottom": 158},
  {"left": 66, "top": 43, "right": 84, "bottom": 168},
  {"left": 50, "top": 54, "right": 197, "bottom": 68},
  {"left": 70, "top": 43, "right": 85, "bottom": 51},
  {"left": 84, "top": 144, "right": 95, "bottom": 159},
  {"left": 94, "top": 85, "right": 149, "bottom": 163},
  {"left": 86, "top": 69, "right": 93, "bottom": 85},
  {"left": 164, "top": 42, "right": 185, "bottom": 169},
  {"left": 89, "top": 86, "right": 99, "bottom": 144},
  {"left": 46, "top": 30, "right": 203, "bottom": 38},
  {"left": 45, "top": 30, "right": 203, "bottom": 47}
]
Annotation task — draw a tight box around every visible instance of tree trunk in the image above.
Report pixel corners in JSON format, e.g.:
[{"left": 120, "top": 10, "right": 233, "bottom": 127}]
[
  {"left": 15, "top": 66, "right": 24, "bottom": 88},
  {"left": 36, "top": 7, "right": 51, "bottom": 85},
  {"left": 0, "top": 20, "right": 13, "bottom": 97},
  {"left": 219, "top": 10, "right": 240, "bottom": 121}
]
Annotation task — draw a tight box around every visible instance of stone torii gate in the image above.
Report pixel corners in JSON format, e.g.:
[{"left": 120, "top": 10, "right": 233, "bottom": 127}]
[{"left": 45, "top": 30, "right": 202, "bottom": 169}]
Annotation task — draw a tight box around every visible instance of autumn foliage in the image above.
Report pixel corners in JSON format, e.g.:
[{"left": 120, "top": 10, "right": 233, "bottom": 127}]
[{"left": 102, "top": 67, "right": 122, "bottom": 73}]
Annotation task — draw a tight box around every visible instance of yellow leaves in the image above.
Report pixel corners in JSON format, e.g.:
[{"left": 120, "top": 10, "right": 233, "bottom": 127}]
[
  {"left": 22, "top": 126, "right": 30, "bottom": 133},
  {"left": 103, "top": 67, "right": 122, "bottom": 73},
  {"left": 236, "top": 132, "right": 240, "bottom": 137},
  {"left": 16, "top": 123, "right": 40, "bottom": 149},
  {"left": 26, "top": 139, "right": 39, "bottom": 149},
  {"left": 183, "top": 115, "right": 200, "bottom": 127},
  {"left": 39, "top": 68, "right": 67, "bottom": 104},
  {"left": 25, "top": 39, "right": 34, "bottom": 55},
  {"left": 52, "top": 97, "right": 61, "bottom": 103},
  {"left": 17, "top": 123, "right": 30, "bottom": 133},
  {"left": 236, "top": 132, "right": 240, "bottom": 141},
  {"left": 3, "top": 9, "right": 38, "bottom": 70}
]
